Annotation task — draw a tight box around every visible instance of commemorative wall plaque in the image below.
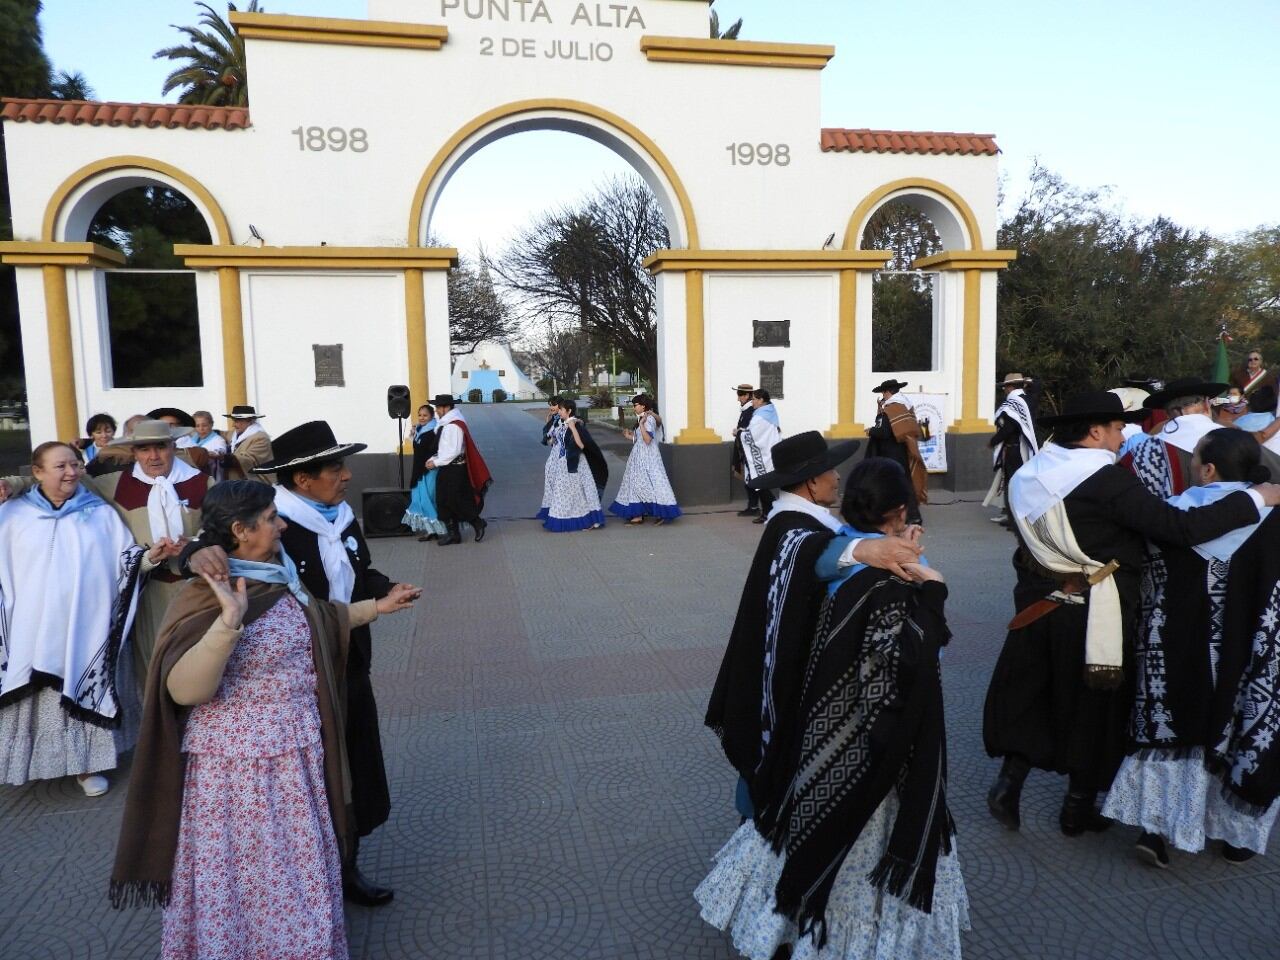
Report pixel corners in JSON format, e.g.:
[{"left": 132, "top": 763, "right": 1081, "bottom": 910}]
[
  {"left": 759, "top": 361, "right": 784, "bottom": 399},
  {"left": 752, "top": 318, "right": 790, "bottom": 348},
  {"left": 313, "top": 344, "right": 345, "bottom": 387}
]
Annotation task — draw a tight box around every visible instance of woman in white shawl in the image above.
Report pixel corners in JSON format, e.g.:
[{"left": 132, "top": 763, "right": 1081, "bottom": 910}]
[
  {"left": 742, "top": 389, "right": 782, "bottom": 523},
  {"left": 0, "top": 442, "right": 143, "bottom": 796}
]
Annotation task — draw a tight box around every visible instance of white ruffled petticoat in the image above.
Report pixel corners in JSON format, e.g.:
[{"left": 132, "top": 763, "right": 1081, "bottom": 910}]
[
  {"left": 1103, "top": 748, "right": 1280, "bottom": 854},
  {"left": 695, "top": 793, "right": 969, "bottom": 960}
]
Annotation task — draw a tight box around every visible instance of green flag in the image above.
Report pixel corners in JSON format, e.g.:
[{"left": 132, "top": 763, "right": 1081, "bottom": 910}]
[{"left": 1213, "top": 335, "right": 1230, "bottom": 385}]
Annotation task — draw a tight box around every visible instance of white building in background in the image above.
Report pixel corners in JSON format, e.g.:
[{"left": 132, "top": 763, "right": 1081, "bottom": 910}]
[
  {"left": 451, "top": 340, "right": 540, "bottom": 402},
  {"left": 0, "top": 0, "right": 1010, "bottom": 499}
]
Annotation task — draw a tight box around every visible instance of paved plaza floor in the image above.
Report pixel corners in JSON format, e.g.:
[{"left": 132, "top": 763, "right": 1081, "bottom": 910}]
[{"left": 2, "top": 402, "right": 1278, "bottom": 959}]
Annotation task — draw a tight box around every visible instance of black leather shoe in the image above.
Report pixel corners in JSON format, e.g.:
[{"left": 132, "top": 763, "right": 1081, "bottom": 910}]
[
  {"left": 1135, "top": 832, "right": 1170, "bottom": 869},
  {"left": 473, "top": 518, "right": 488, "bottom": 542},
  {"left": 986, "top": 771, "right": 1024, "bottom": 831},
  {"left": 343, "top": 866, "right": 394, "bottom": 907},
  {"left": 752, "top": 515, "right": 767, "bottom": 524},
  {"left": 736, "top": 508, "right": 757, "bottom": 517},
  {"left": 1223, "top": 842, "right": 1256, "bottom": 864},
  {"left": 1059, "top": 791, "right": 1113, "bottom": 837},
  {"left": 437, "top": 530, "right": 462, "bottom": 546}
]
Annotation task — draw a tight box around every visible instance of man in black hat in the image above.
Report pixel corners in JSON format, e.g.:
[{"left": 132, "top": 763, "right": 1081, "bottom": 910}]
[
  {"left": 983, "top": 390, "right": 1280, "bottom": 840},
  {"left": 706, "top": 431, "right": 924, "bottom": 823},
  {"left": 730, "top": 383, "right": 760, "bottom": 517},
  {"left": 426, "top": 394, "right": 491, "bottom": 546},
  {"left": 1119, "top": 378, "right": 1229, "bottom": 499},
  {"left": 223, "top": 404, "right": 274, "bottom": 484},
  {"left": 987, "top": 373, "right": 1039, "bottom": 527},
  {"left": 865, "top": 379, "right": 926, "bottom": 524},
  {"left": 184, "top": 420, "right": 417, "bottom": 906}
]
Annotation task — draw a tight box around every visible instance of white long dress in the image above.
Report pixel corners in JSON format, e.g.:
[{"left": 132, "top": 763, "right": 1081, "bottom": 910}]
[
  {"left": 537, "top": 419, "right": 567, "bottom": 521},
  {"left": 542, "top": 428, "right": 605, "bottom": 532},
  {"left": 609, "top": 413, "right": 681, "bottom": 520}
]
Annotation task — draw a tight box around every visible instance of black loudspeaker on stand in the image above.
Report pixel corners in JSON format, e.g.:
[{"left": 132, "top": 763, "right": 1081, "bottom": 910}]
[{"left": 363, "top": 384, "right": 413, "bottom": 538}]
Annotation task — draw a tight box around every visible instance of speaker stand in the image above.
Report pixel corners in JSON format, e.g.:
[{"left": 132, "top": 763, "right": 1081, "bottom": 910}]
[{"left": 396, "top": 416, "right": 406, "bottom": 490}]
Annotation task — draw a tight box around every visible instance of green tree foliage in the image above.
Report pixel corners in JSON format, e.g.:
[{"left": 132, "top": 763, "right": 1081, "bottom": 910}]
[
  {"left": 49, "top": 70, "right": 95, "bottom": 100},
  {"left": 87, "top": 185, "right": 212, "bottom": 266},
  {"left": 996, "top": 164, "right": 1254, "bottom": 411},
  {"left": 863, "top": 200, "right": 943, "bottom": 372},
  {"left": 154, "top": 1, "right": 260, "bottom": 107}
]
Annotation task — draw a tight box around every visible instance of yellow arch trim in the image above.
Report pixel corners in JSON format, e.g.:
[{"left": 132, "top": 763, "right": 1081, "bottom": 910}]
[
  {"left": 842, "top": 177, "right": 983, "bottom": 251},
  {"left": 42, "top": 155, "right": 232, "bottom": 244},
  {"left": 407, "top": 99, "right": 700, "bottom": 248}
]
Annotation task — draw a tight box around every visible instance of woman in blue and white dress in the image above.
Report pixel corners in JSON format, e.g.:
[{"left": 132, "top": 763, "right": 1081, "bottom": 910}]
[
  {"left": 610, "top": 394, "right": 681, "bottom": 525},
  {"left": 543, "top": 399, "right": 606, "bottom": 532},
  {"left": 404, "top": 404, "right": 448, "bottom": 541},
  {"left": 537, "top": 396, "right": 566, "bottom": 522}
]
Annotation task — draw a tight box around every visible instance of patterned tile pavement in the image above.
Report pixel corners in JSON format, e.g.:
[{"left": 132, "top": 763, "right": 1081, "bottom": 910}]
[{"left": 2, "top": 401, "right": 1278, "bottom": 958}]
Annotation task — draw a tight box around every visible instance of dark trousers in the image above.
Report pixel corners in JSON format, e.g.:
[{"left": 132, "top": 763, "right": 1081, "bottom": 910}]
[
  {"left": 743, "top": 479, "right": 759, "bottom": 510},
  {"left": 757, "top": 488, "right": 776, "bottom": 517},
  {"left": 436, "top": 462, "right": 481, "bottom": 527}
]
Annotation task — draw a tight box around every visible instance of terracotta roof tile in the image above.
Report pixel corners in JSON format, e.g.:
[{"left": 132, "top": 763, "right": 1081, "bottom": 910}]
[
  {"left": 821, "top": 128, "right": 998, "bottom": 156},
  {"left": 0, "top": 98, "right": 250, "bottom": 131}
]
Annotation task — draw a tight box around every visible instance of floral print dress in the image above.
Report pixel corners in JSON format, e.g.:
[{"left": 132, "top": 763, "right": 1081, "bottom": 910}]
[{"left": 162, "top": 594, "right": 348, "bottom": 960}]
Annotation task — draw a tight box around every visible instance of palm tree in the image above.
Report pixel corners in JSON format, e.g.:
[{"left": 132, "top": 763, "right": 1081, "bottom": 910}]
[
  {"left": 49, "top": 70, "right": 95, "bottom": 101},
  {"left": 153, "top": 1, "right": 260, "bottom": 107},
  {"left": 710, "top": 1, "right": 742, "bottom": 40}
]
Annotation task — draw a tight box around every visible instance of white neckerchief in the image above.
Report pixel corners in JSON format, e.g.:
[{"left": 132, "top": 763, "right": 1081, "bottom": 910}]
[
  {"left": 272, "top": 484, "right": 357, "bottom": 603},
  {"left": 230, "top": 420, "right": 266, "bottom": 451},
  {"left": 885, "top": 392, "right": 914, "bottom": 412},
  {"left": 1010, "top": 442, "right": 1115, "bottom": 525},
  {"left": 767, "top": 490, "right": 844, "bottom": 533},
  {"left": 1167, "top": 482, "right": 1272, "bottom": 562},
  {"left": 1157, "top": 413, "right": 1220, "bottom": 455},
  {"left": 131, "top": 459, "right": 200, "bottom": 542}
]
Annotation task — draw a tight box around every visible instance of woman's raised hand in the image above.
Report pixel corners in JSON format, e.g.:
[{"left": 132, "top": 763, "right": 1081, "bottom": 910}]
[
  {"left": 376, "top": 582, "right": 422, "bottom": 616},
  {"left": 202, "top": 573, "right": 248, "bottom": 629}
]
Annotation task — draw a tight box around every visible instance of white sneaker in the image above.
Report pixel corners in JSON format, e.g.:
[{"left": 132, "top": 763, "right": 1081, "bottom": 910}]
[{"left": 76, "top": 774, "right": 109, "bottom": 797}]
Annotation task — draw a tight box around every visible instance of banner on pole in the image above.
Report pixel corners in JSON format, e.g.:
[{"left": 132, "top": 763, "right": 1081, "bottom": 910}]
[{"left": 903, "top": 392, "right": 949, "bottom": 473}]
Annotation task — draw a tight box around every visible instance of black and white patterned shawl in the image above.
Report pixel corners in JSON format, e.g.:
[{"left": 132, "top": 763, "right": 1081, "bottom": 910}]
[
  {"left": 768, "top": 570, "right": 953, "bottom": 946},
  {"left": 993, "top": 390, "right": 1038, "bottom": 467},
  {"left": 706, "top": 513, "right": 833, "bottom": 822},
  {"left": 1209, "top": 510, "right": 1280, "bottom": 813}
]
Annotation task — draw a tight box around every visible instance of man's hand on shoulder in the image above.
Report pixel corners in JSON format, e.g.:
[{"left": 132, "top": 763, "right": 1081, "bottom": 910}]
[
  {"left": 189, "top": 544, "right": 231, "bottom": 582},
  {"left": 1254, "top": 482, "right": 1280, "bottom": 507},
  {"left": 852, "top": 537, "right": 922, "bottom": 580}
]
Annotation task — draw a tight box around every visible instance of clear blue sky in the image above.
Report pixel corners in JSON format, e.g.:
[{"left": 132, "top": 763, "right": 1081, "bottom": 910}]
[{"left": 37, "top": 0, "right": 1280, "bottom": 258}]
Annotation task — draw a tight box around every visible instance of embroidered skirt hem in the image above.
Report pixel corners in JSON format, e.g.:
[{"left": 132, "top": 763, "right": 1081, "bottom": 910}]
[
  {"left": 1102, "top": 748, "right": 1280, "bottom": 854},
  {"left": 0, "top": 685, "right": 135, "bottom": 785},
  {"left": 695, "top": 808, "right": 968, "bottom": 960},
  {"left": 543, "top": 511, "right": 606, "bottom": 533}
]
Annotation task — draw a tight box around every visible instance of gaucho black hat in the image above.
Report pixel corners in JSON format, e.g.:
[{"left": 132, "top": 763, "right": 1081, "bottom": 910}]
[
  {"left": 871, "top": 379, "right": 909, "bottom": 394},
  {"left": 252, "top": 420, "right": 366, "bottom": 473},
  {"left": 1142, "top": 378, "right": 1230, "bottom": 411},
  {"left": 747, "top": 431, "right": 860, "bottom": 491},
  {"left": 1037, "top": 390, "right": 1148, "bottom": 428}
]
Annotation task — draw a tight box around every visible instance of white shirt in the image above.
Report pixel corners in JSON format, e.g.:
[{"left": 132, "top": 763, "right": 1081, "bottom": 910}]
[{"left": 433, "top": 409, "right": 467, "bottom": 466}]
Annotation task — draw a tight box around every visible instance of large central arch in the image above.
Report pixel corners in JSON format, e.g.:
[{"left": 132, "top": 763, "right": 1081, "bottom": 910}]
[{"left": 406, "top": 98, "right": 700, "bottom": 250}]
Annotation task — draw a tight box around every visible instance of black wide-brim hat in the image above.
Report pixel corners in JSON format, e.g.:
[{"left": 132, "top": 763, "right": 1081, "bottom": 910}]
[
  {"left": 1037, "top": 390, "right": 1147, "bottom": 428},
  {"left": 147, "top": 406, "right": 196, "bottom": 428},
  {"left": 871, "top": 379, "right": 909, "bottom": 394},
  {"left": 252, "top": 420, "right": 366, "bottom": 474},
  {"left": 1142, "top": 378, "right": 1229, "bottom": 410},
  {"left": 430, "top": 393, "right": 458, "bottom": 407},
  {"left": 747, "top": 431, "right": 861, "bottom": 490},
  {"left": 224, "top": 404, "right": 265, "bottom": 419}
]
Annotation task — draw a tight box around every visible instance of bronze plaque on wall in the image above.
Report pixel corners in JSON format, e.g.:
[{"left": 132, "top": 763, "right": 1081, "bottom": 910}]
[
  {"left": 313, "top": 344, "right": 344, "bottom": 387},
  {"left": 759, "top": 361, "right": 784, "bottom": 399},
  {"left": 753, "top": 319, "right": 790, "bottom": 348}
]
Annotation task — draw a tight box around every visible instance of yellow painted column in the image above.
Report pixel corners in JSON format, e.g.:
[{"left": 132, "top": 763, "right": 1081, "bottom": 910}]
[
  {"left": 826, "top": 268, "right": 866, "bottom": 438},
  {"left": 676, "top": 268, "right": 721, "bottom": 444},
  {"left": 404, "top": 268, "right": 428, "bottom": 407},
  {"left": 41, "top": 264, "right": 79, "bottom": 441},
  {"left": 951, "top": 268, "right": 989, "bottom": 433},
  {"left": 218, "top": 267, "right": 247, "bottom": 409}
]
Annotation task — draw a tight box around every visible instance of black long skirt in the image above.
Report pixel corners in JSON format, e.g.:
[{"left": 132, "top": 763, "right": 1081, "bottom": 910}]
[{"left": 982, "top": 600, "right": 1131, "bottom": 793}]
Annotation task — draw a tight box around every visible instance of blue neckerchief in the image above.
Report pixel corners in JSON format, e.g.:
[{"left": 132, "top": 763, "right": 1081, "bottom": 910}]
[
  {"left": 227, "top": 547, "right": 310, "bottom": 606},
  {"left": 1236, "top": 412, "right": 1275, "bottom": 432},
  {"left": 26, "top": 483, "right": 105, "bottom": 520},
  {"left": 414, "top": 421, "right": 436, "bottom": 441},
  {"left": 816, "top": 525, "right": 929, "bottom": 595},
  {"left": 1167, "top": 481, "right": 1271, "bottom": 561},
  {"left": 294, "top": 492, "right": 342, "bottom": 523},
  {"left": 194, "top": 432, "right": 221, "bottom": 448},
  {"left": 84, "top": 443, "right": 99, "bottom": 463}
]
